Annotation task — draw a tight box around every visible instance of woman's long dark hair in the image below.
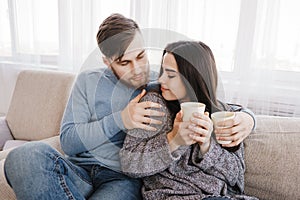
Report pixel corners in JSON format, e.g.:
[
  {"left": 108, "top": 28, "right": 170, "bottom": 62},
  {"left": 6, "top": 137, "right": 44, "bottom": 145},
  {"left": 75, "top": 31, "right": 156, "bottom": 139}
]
[{"left": 160, "top": 41, "right": 220, "bottom": 117}]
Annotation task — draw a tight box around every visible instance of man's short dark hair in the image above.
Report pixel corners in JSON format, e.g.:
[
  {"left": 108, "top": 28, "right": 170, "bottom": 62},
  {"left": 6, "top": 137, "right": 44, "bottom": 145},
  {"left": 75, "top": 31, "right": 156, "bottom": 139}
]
[{"left": 96, "top": 13, "right": 140, "bottom": 59}]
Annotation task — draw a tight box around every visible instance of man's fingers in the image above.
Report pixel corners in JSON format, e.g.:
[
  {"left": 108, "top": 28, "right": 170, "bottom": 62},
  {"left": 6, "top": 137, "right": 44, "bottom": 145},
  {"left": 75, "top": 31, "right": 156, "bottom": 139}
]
[
  {"left": 215, "top": 125, "right": 241, "bottom": 135},
  {"left": 215, "top": 119, "right": 235, "bottom": 128},
  {"left": 140, "top": 117, "right": 162, "bottom": 125},
  {"left": 216, "top": 129, "right": 239, "bottom": 141},
  {"left": 137, "top": 123, "right": 157, "bottom": 132},
  {"left": 221, "top": 137, "right": 244, "bottom": 147},
  {"left": 139, "top": 101, "right": 162, "bottom": 109},
  {"left": 216, "top": 129, "right": 247, "bottom": 145},
  {"left": 143, "top": 109, "right": 165, "bottom": 117}
]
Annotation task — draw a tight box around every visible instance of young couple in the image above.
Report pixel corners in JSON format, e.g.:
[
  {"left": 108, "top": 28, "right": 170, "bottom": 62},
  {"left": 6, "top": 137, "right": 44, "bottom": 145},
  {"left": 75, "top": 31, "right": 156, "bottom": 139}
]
[{"left": 4, "top": 14, "right": 257, "bottom": 200}]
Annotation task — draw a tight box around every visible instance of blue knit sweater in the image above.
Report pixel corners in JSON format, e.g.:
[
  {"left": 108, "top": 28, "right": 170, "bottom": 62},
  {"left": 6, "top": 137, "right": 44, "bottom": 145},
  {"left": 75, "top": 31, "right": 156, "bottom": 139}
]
[{"left": 60, "top": 67, "right": 155, "bottom": 172}]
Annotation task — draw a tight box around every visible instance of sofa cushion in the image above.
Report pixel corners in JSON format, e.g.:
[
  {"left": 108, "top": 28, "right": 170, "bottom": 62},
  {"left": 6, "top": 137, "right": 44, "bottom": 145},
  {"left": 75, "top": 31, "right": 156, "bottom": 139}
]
[
  {"left": 3, "top": 140, "right": 29, "bottom": 150},
  {"left": 6, "top": 70, "right": 75, "bottom": 141},
  {"left": 244, "top": 115, "right": 300, "bottom": 200},
  {"left": 0, "top": 159, "right": 16, "bottom": 199},
  {"left": 0, "top": 117, "right": 13, "bottom": 150}
]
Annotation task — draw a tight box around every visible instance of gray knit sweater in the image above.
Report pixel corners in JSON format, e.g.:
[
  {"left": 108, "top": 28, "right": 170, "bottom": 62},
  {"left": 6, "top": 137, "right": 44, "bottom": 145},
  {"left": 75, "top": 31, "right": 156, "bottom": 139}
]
[{"left": 120, "top": 92, "right": 258, "bottom": 200}]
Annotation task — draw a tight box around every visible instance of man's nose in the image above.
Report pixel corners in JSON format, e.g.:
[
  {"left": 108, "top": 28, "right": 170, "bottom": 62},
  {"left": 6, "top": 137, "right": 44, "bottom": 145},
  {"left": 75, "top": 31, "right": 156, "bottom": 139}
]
[{"left": 131, "top": 60, "right": 142, "bottom": 74}]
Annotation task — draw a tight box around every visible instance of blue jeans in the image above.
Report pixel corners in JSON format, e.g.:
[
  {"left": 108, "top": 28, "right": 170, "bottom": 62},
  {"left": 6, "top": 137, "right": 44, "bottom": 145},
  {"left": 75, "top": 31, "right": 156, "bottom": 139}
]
[{"left": 4, "top": 142, "right": 142, "bottom": 200}]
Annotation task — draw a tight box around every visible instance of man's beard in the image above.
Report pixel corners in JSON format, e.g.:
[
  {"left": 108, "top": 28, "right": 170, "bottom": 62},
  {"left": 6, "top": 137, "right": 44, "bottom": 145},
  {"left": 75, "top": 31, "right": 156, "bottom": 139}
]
[
  {"left": 122, "top": 74, "right": 149, "bottom": 89},
  {"left": 110, "top": 65, "right": 150, "bottom": 89}
]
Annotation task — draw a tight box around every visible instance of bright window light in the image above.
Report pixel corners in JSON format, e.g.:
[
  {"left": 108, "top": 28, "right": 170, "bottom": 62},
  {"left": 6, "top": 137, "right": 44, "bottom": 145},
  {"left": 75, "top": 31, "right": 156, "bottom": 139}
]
[
  {"left": 0, "top": 0, "right": 12, "bottom": 56},
  {"left": 276, "top": 1, "right": 300, "bottom": 71},
  {"left": 14, "top": 0, "right": 59, "bottom": 55}
]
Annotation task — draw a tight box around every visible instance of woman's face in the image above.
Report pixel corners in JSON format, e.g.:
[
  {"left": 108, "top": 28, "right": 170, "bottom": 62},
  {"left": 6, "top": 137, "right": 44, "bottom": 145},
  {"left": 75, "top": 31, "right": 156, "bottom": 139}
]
[{"left": 158, "top": 53, "right": 187, "bottom": 101}]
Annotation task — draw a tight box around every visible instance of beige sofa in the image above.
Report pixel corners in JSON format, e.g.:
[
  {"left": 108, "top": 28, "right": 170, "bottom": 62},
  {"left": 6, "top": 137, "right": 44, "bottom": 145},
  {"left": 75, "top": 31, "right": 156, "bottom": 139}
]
[
  {"left": 0, "top": 70, "right": 299, "bottom": 200},
  {"left": 244, "top": 115, "right": 300, "bottom": 199},
  {"left": 0, "top": 69, "right": 75, "bottom": 199}
]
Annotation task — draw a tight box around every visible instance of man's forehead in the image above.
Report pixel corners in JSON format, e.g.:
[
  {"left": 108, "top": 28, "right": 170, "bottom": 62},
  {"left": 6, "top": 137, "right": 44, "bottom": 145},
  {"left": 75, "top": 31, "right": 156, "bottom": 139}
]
[
  {"left": 121, "top": 32, "right": 145, "bottom": 56},
  {"left": 110, "top": 31, "right": 145, "bottom": 62},
  {"left": 127, "top": 32, "right": 145, "bottom": 50}
]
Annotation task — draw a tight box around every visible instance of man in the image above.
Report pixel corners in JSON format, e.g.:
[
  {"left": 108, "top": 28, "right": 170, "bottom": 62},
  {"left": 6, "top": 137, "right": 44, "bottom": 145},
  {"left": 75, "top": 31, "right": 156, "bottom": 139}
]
[{"left": 4, "top": 14, "right": 255, "bottom": 200}]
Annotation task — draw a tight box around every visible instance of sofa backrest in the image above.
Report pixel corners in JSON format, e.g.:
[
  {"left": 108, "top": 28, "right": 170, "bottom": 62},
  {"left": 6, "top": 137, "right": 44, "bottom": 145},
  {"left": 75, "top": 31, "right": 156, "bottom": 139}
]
[
  {"left": 244, "top": 115, "right": 300, "bottom": 200},
  {"left": 6, "top": 70, "right": 75, "bottom": 141}
]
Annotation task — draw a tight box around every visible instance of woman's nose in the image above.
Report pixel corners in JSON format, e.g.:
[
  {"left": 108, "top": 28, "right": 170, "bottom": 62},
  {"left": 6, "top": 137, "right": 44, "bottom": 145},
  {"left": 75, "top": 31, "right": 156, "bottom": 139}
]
[{"left": 158, "top": 73, "right": 165, "bottom": 84}]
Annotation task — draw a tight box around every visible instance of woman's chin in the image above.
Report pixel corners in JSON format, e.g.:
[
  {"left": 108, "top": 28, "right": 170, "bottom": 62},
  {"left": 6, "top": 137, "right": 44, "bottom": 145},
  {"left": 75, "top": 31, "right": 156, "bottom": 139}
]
[{"left": 162, "top": 93, "right": 177, "bottom": 101}]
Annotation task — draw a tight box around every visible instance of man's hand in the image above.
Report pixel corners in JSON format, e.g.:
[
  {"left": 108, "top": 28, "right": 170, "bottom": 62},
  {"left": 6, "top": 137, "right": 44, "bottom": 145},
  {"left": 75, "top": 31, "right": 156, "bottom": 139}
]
[
  {"left": 214, "top": 112, "right": 254, "bottom": 147},
  {"left": 121, "top": 90, "right": 165, "bottom": 131}
]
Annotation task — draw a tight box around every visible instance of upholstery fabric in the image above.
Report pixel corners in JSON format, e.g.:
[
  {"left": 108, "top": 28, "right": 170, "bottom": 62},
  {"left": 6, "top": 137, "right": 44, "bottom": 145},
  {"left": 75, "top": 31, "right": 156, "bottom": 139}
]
[
  {"left": 244, "top": 116, "right": 300, "bottom": 200},
  {"left": 0, "top": 159, "right": 16, "bottom": 200},
  {"left": 0, "top": 117, "right": 13, "bottom": 150},
  {"left": 0, "top": 136, "right": 62, "bottom": 200},
  {"left": 5, "top": 70, "right": 75, "bottom": 141},
  {"left": 3, "top": 140, "right": 29, "bottom": 151}
]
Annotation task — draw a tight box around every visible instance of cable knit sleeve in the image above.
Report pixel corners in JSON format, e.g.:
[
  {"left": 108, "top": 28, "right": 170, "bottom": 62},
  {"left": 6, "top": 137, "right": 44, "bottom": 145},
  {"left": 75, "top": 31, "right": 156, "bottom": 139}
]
[
  {"left": 191, "top": 139, "right": 245, "bottom": 193},
  {"left": 120, "top": 92, "right": 187, "bottom": 178}
]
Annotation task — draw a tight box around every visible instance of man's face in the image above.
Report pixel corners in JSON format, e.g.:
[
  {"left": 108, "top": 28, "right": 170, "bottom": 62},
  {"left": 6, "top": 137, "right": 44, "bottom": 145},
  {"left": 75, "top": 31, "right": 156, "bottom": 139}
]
[{"left": 104, "top": 32, "right": 150, "bottom": 88}]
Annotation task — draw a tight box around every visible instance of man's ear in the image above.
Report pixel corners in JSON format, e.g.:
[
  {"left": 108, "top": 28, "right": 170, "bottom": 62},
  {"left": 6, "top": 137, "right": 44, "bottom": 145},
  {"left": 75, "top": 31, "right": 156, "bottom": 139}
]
[{"left": 102, "top": 57, "right": 111, "bottom": 68}]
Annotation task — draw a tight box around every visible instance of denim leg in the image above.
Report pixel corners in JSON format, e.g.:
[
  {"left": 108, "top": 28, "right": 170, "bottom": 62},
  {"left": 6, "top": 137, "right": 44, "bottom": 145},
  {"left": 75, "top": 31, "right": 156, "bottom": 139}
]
[
  {"left": 88, "top": 166, "right": 142, "bottom": 200},
  {"left": 4, "top": 142, "right": 93, "bottom": 200}
]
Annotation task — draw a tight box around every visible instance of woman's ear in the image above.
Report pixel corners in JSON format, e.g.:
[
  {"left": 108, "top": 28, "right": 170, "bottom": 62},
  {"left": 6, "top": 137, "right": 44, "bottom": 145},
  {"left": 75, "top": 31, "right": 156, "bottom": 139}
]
[{"left": 102, "top": 56, "right": 111, "bottom": 68}]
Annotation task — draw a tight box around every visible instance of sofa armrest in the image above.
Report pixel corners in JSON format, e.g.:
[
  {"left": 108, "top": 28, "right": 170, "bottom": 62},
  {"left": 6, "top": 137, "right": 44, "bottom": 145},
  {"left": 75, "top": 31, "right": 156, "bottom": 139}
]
[
  {"left": 0, "top": 148, "right": 12, "bottom": 161},
  {"left": 0, "top": 135, "right": 63, "bottom": 161},
  {"left": 0, "top": 117, "right": 13, "bottom": 150},
  {"left": 39, "top": 135, "right": 63, "bottom": 155},
  {"left": 0, "top": 159, "right": 16, "bottom": 200}
]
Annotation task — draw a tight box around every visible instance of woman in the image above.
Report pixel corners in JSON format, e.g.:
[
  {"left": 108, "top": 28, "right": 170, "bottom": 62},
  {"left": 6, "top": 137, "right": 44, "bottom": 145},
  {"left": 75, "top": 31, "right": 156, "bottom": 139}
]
[{"left": 120, "top": 41, "right": 257, "bottom": 200}]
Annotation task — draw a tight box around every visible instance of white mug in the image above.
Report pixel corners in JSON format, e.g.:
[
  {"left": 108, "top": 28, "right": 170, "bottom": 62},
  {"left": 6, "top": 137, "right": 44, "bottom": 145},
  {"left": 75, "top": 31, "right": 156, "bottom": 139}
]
[
  {"left": 180, "top": 102, "right": 206, "bottom": 122},
  {"left": 211, "top": 111, "right": 235, "bottom": 145}
]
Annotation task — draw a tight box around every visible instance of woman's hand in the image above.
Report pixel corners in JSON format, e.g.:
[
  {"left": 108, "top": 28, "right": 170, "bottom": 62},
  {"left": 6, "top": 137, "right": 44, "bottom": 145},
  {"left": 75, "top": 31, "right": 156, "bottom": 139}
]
[
  {"left": 188, "top": 112, "right": 213, "bottom": 155},
  {"left": 167, "top": 111, "right": 196, "bottom": 152},
  {"left": 167, "top": 111, "right": 213, "bottom": 155}
]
